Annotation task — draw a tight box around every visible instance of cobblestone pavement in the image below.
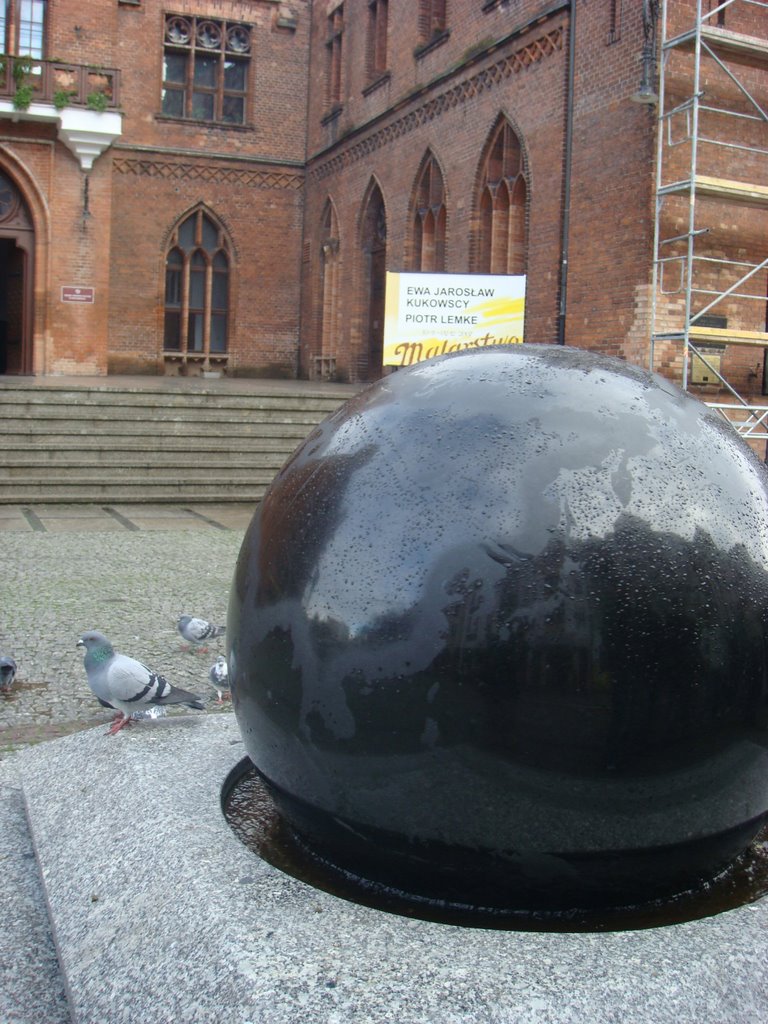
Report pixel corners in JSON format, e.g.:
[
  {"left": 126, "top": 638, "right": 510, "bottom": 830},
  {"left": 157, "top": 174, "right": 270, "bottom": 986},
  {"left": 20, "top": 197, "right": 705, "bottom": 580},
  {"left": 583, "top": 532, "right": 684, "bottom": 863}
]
[{"left": 0, "top": 504, "right": 255, "bottom": 757}]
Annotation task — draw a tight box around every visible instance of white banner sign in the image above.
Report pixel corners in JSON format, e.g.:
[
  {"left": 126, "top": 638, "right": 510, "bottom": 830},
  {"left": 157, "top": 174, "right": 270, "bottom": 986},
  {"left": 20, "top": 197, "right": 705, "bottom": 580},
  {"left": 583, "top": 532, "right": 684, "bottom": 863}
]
[{"left": 383, "top": 272, "right": 525, "bottom": 367}]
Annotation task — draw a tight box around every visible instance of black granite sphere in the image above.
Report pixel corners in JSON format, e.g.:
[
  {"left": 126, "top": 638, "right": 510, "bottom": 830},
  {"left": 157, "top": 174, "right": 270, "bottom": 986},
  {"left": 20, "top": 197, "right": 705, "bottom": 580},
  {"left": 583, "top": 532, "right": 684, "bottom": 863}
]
[{"left": 229, "top": 346, "right": 768, "bottom": 910}]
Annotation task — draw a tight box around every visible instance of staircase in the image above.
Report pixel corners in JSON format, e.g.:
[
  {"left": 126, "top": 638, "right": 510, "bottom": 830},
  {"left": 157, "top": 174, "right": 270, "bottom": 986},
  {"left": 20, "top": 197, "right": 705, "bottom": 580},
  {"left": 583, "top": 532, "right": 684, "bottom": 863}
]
[{"left": 0, "top": 378, "right": 359, "bottom": 504}]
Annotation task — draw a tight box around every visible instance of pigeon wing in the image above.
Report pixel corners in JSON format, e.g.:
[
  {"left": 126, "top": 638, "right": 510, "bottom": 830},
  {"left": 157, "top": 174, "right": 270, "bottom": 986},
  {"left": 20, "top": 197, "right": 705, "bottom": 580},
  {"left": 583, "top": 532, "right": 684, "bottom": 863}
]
[
  {"left": 106, "top": 654, "right": 166, "bottom": 706},
  {"left": 185, "top": 617, "right": 212, "bottom": 642}
]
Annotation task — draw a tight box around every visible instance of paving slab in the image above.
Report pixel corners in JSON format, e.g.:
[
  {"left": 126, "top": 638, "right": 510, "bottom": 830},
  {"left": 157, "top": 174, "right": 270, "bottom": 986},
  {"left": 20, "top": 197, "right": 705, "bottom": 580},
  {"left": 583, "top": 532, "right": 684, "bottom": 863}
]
[
  {"left": 0, "top": 503, "right": 257, "bottom": 533},
  {"left": 10, "top": 715, "right": 768, "bottom": 1024},
  {"left": 0, "top": 770, "right": 71, "bottom": 1024}
]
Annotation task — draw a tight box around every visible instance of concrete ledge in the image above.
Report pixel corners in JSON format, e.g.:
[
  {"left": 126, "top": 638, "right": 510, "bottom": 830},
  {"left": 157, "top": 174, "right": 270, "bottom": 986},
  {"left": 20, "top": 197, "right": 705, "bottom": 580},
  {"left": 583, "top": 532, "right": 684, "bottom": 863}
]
[{"left": 8, "top": 716, "right": 768, "bottom": 1023}]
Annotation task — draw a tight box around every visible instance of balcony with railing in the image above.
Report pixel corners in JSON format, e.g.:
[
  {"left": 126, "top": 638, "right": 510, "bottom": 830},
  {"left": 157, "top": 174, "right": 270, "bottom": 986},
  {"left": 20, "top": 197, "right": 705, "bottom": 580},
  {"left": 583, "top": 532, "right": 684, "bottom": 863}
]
[{"left": 0, "top": 55, "right": 122, "bottom": 170}]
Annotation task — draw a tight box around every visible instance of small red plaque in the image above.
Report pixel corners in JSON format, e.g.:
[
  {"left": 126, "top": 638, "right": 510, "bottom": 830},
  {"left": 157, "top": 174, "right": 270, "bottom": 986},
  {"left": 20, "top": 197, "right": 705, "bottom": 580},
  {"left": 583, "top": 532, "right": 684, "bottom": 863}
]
[{"left": 61, "top": 286, "right": 95, "bottom": 304}]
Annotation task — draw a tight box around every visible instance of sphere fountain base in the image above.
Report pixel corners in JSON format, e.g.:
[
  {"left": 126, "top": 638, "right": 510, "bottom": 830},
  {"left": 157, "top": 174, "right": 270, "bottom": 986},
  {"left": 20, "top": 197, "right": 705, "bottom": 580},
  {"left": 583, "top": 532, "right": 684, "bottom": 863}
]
[
  {"left": 227, "top": 347, "right": 768, "bottom": 925},
  {"left": 223, "top": 758, "right": 768, "bottom": 932}
]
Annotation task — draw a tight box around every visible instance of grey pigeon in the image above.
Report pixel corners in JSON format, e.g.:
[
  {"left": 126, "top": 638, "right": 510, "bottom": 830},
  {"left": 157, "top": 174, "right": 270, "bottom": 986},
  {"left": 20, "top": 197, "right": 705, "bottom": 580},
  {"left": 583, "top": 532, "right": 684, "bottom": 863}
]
[
  {"left": 0, "top": 655, "right": 17, "bottom": 693},
  {"left": 207, "top": 655, "right": 230, "bottom": 703},
  {"left": 77, "top": 631, "right": 205, "bottom": 735},
  {"left": 177, "top": 614, "right": 226, "bottom": 653}
]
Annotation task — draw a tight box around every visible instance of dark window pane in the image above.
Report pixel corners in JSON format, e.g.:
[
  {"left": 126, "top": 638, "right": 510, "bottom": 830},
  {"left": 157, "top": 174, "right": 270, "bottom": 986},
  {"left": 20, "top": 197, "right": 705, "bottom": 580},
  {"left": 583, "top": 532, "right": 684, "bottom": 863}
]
[
  {"left": 164, "top": 52, "right": 187, "bottom": 84},
  {"left": 213, "top": 251, "right": 228, "bottom": 270},
  {"left": 178, "top": 217, "right": 195, "bottom": 250},
  {"left": 191, "top": 90, "right": 215, "bottom": 120},
  {"left": 191, "top": 250, "right": 206, "bottom": 268},
  {"left": 163, "top": 312, "right": 181, "bottom": 350},
  {"left": 165, "top": 267, "right": 181, "bottom": 306},
  {"left": 201, "top": 216, "right": 218, "bottom": 251},
  {"left": 161, "top": 87, "right": 185, "bottom": 118},
  {"left": 210, "top": 314, "right": 227, "bottom": 352},
  {"left": 224, "top": 59, "right": 246, "bottom": 90},
  {"left": 222, "top": 95, "right": 244, "bottom": 124},
  {"left": 194, "top": 54, "right": 217, "bottom": 87},
  {"left": 212, "top": 271, "right": 228, "bottom": 309},
  {"left": 188, "top": 313, "right": 204, "bottom": 351},
  {"left": 189, "top": 266, "right": 205, "bottom": 307}
]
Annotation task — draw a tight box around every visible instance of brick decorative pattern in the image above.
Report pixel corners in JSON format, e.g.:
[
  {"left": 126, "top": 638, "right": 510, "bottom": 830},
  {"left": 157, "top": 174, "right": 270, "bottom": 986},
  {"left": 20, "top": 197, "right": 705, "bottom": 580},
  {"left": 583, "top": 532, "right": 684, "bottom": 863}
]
[
  {"left": 113, "top": 157, "right": 304, "bottom": 191},
  {"left": 312, "top": 29, "right": 563, "bottom": 182}
]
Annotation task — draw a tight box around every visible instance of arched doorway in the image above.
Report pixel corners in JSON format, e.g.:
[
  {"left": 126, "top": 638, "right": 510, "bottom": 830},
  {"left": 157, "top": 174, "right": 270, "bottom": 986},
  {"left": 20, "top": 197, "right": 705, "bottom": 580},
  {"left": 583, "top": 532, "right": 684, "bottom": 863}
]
[
  {"left": 360, "top": 182, "right": 387, "bottom": 381},
  {"left": 0, "top": 171, "right": 34, "bottom": 374}
]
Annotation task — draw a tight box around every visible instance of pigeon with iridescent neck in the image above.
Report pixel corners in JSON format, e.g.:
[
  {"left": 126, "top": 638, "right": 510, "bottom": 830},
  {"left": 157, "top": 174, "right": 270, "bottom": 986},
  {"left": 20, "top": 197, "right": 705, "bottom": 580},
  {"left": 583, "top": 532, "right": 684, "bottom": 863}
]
[{"left": 77, "top": 631, "right": 205, "bottom": 735}]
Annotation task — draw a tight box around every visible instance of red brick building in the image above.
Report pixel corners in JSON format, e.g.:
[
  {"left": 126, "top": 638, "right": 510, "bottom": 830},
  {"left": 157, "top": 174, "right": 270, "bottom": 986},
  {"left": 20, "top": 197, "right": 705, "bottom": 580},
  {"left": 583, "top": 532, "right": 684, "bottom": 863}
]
[{"left": 0, "top": 1, "right": 765, "bottom": 407}]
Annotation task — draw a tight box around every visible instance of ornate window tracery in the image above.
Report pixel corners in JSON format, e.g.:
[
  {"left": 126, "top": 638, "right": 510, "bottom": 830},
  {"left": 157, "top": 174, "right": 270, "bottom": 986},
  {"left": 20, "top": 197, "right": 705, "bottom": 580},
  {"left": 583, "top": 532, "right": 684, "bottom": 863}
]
[
  {"left": 475, "top": 119, "right": 527, "bottom": 275},
  {"left": 164, "top": 209, "right": 230, "bottom": 359},
  {"left": 161, "top": 13, "right": 251, "bottom": 125},
  {"left": 411, "top": 153, "right": 446, "bottom": 272},
  {"left": 317, "top": 201, "right": 340, "bottom": 379}
]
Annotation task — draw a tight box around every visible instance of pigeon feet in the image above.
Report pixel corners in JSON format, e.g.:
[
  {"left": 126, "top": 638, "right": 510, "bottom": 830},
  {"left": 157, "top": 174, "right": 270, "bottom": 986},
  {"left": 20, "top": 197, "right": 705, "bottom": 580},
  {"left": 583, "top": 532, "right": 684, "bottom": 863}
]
[{"left": 107, "top": 714, "right": 134, "bottom": 736}]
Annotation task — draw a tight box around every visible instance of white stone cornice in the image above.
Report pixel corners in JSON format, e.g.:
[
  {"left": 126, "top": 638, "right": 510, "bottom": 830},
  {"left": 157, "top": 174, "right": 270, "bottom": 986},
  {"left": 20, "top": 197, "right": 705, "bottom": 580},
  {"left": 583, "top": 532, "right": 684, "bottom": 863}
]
[
  {"left": 0, "top": 100, "right": 122, "bottom": 171},
  {"left": 57, "top": 107, "right": 122, "bottom": 171}
]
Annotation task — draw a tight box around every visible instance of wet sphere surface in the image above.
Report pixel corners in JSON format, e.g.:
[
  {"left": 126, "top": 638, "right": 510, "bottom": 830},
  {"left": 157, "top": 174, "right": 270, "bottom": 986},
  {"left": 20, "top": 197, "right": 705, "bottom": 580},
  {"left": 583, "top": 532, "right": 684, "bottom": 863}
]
[{"left": 229, "top": 346, "right": 768, "bottom": 911}]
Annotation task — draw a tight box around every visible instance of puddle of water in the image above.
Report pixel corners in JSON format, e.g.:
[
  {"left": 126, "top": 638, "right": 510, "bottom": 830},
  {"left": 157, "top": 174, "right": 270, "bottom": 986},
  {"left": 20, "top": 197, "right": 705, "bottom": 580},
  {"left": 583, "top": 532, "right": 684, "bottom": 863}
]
[{"left": 222, "top": 758, "right": 768, "bottom": 932}]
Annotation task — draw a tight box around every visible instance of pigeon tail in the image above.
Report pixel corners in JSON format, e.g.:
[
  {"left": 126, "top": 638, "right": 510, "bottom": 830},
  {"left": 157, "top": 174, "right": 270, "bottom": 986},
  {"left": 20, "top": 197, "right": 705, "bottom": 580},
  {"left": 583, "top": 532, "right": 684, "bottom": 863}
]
[{"left": 152, "top": 684, "right": 206, "bottom": 711}]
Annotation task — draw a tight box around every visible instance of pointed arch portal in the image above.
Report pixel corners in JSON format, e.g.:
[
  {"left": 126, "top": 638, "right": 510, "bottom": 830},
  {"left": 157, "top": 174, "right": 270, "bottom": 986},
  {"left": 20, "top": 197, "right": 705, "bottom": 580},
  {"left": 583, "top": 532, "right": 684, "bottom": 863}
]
[{"left": 0, "top": 169, "right": 34, "bottom": 374}]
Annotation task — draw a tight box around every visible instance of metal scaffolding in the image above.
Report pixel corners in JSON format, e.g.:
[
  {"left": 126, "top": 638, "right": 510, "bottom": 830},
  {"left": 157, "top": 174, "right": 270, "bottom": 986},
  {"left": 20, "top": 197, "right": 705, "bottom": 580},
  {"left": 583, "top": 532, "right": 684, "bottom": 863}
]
[{"left": 650, "top": 0, "right": 768, "bottom": 441}]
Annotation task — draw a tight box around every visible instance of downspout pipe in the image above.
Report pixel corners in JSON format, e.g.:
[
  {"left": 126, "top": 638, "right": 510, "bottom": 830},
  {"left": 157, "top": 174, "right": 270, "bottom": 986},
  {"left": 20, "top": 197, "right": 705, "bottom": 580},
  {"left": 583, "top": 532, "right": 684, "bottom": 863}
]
[
  {"left": 296, "top": 8, "right": 317, "bottom": 380},
  {"left": 557, "top": 0, "right": 576, "bottom": 345}
]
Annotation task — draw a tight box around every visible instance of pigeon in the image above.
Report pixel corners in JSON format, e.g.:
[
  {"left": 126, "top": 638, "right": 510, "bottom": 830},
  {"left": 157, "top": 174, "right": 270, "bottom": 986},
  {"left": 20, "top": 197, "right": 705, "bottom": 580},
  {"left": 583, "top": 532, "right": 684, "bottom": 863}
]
[
  {"left": 177, "top": 615, "right": 226, "bottom": 654},
  {"left": 207, "top": 655, "right": 230, "bottom": 703},
  {"left": 0, "top": 655, "right": 17, "bottom": 693},
  {"left": 77, "top": 631, "right": 205, "bottom": 736}
]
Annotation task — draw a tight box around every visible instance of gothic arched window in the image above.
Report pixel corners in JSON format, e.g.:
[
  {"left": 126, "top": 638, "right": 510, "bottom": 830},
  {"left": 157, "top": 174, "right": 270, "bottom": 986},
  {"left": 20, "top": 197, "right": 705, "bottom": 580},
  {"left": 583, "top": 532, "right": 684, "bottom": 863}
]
[
  {"left": 164, "top": 208, "right": 230, "bottom": 358},
  {"left": 360, "top": 182, "right": 387, "bottom": 379},
  {"left": 318, "top": 200, "right": 340, "bottom": 378},
  {"left": 475, "top": 119, "right": 527, "bottom": 275},
  {"left": 411, "top": 152, "right": 446, "bottom": 272}
]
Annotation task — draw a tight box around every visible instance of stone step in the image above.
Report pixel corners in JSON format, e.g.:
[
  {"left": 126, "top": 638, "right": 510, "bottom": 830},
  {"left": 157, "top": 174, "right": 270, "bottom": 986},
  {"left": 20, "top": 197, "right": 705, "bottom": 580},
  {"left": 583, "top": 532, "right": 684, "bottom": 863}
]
[
  {"left": 0, "top": 403, "right": 333, "bottom": 425},
  {"left": 0, "top": 378, "right": 356, "bottom": 503},
  {"left": 0, "top": 481, "right": 268, "bottom": 502},
  {"left": 0, "top": 436, "right": 297, "bottom": 454},
  {"left": 0, "top": 420, "right": 315, "bottom": 439},
  {"left": 0, "top": 384, "right": 352, "bottom": 412},
  {"left": 0, "top": 463, "right": 278, "bottom": 480}
]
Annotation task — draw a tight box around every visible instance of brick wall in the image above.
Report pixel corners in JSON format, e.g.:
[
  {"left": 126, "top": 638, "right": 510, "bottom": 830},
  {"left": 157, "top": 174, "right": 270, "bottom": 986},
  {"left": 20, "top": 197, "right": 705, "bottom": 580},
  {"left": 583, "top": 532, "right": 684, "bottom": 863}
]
[
  {"left": 0, "top": 0, "right": 765, "bottom": 406},
  {"left": 301, "top": 0, "right": 658, "bottom": 381},
  {"left": 107, "top": 0, "right": 310, "bottom": 375},
  {"left": 0, "top": 0, "right": 310, "bottom": 377}
]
